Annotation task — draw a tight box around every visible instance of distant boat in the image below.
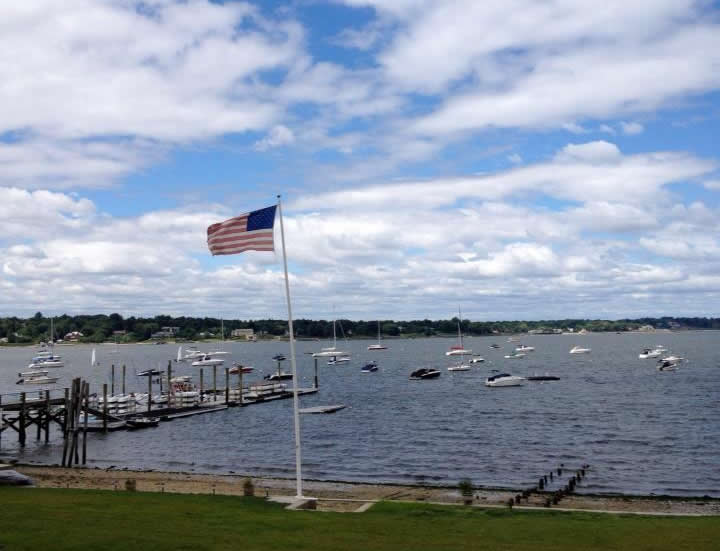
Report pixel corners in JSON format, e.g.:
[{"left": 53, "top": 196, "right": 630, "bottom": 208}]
[
  {"left": 446, "top": 308, "right": 472, "bottom": 356},
  {"left": 504, "top": 352, "right": 526, "bottom": 359},
  {"left": 569, "top": 345, "right": 591, "bottom": 354},
  {"left": 17, "top": 375, "right": 59, "bottom": 385},
  {"left": 469, "top": 357, "right": 485, "bottom": 363},
  {"left": 312, "top": 315, "right": 350, "bottom": 358},
  {"left": 229, "top": 364, "right": 254, "bottom": 374},
  {"left": 265, "top": 372, "right": 292, "bottom": 381},
  {"left": 638, "top": 348, "right": 662, "bottom": 359},
  {"left": 361, "top": 361, "right": 378, "bottom": 372},
  {"left": 368, "top": 320, "right": 388, "bottom": 350},
  {"left": 447, "top": 363, "right": 470, "bottom": 371},
  {"left": 327, "top": 356, "right": 351, "bottom": 365},
  {"left": 191, "top": 355, "right": 224, "bottom": 367},
  {"left": 137, "top": 369, "right": 162, "bottom": 377},
  {"left": 515, "top": 345, "right": 535, "bottom": 353},
  {"left": 410, "top": 368, "right": 441, "bottom": 380},
  {"left": 489, "top": 343, "right": 501, "bottom": 349},
  {"left": 485, "top": 373, "right": 524, "bottom": 387}
]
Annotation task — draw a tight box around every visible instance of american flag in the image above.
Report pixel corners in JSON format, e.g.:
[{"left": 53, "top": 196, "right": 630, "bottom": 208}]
[{"left": 207, "top": 205, "right": 277, "bottom": 255}]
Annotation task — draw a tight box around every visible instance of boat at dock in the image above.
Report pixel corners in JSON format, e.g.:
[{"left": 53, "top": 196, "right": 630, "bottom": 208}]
[
  {"left": 264, "top": 372, "right": 293, "bottom": 381},
  {"left": 229, "top": 364, "right": 254, "bottom": 374},
  {"left": 16, "top": 374, "right": 59, "bottom": 385}
]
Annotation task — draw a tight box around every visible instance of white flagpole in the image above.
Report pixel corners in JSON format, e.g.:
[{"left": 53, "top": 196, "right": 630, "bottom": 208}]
[{"left": 276, "top": 195, "right": 304, "bottom": 498}]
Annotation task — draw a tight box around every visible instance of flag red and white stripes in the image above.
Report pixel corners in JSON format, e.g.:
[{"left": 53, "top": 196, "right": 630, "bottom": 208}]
[{"left": 207, "top": 205, "right": 277, "bottom": 255}]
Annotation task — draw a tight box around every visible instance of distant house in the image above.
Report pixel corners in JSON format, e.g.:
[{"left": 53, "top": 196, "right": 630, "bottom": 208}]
[
  {"left": 637, "top": 325, "right": 655, "bottom": 332},
  {"left": 64, "top": 331, "right": 84, "bottom": 341},
  {"left": 151, "top": 326, "right": 181, "bottom": 339},
  {"left": 231, "top": 328, "right": 255, "bottom": 340}
]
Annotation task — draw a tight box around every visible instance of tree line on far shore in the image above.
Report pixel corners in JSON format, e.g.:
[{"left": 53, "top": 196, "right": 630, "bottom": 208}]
[{"left": 0, "top": 313, "right": 718, "bottom": 344}]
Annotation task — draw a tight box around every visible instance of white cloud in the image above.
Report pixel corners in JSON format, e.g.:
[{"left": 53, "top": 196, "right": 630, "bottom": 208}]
[
  {"left": 704, "top": 180, "right": 720, "bottom": 190},
  {"left": 621, "top": 121, "right": 645, "bottom": 135},
  {"left": 555, "top": 141, "right": 622, "bottom": 163},
  {"left": 562, "top": 122, "right": 588, "bottom": 134},
  {"left": 253, "top": 125, "right": 296, "bottom": 151},
  {"left": 507, "top": 153, "right": 523, "bottom": 164}
]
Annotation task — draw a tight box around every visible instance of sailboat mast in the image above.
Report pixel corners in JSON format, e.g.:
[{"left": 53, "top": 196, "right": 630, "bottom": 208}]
[{"left": 458, "top": 308, "right": 463, "bottom": 349}]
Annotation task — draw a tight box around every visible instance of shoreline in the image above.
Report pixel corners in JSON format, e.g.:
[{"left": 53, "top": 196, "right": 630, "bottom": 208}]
[{"left": 10, "top": 464, "right": 720, "bottom": 515}]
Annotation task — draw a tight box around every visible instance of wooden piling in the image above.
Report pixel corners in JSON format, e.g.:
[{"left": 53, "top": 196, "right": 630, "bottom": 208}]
[
  {"left": 225, "top": 368, "right": 229, "bottom": 403},
  {"left": 238, "top": 368, "right": 243, "bottom": 405},
  {"left": 167, "top": 360, "right": 172, "bottom": 407},
  {"left": 82, "top": 381, "right": 89, "bottom": 465},
  {"left": 200, "top": 369, "right": 204, "bottom": 402},
  {"left": 103, "top": 383, "right": 108, "bottom": 433},
  {"left": 213, "top": 365, "right": 217, "bottom": 402},
  {"left": 111, "top": 364, "right": 115, "bottom": 396},
  {"left": 314, "top": 357, "right": 318, "bottom": 389},
  {"left": 147, "top": 372, "right": 152, "bottom": 413},
  {"left": 44, "top": 390, "right": 50, "bottom": 443},
  {"left": 19, "top": 392, "right": 26, "bottom": 447},
  {"left": 122, "top": 365, "right": 126, "bottom": 395}
]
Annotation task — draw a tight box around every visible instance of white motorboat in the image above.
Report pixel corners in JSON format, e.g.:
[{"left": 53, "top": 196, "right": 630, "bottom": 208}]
[
  {"left": 504, "top": 352, "right": 526, "bottom": 359},
  {"left": 327, "top": 356, "right": 351, "bottom": 365},
  {"left": 191, "top": 355, "right": 224, "bottom": 367},
  {"left": 445, "top": 308, "right": 472, "bottom": 356},
  {"left": 514, "top": 345, "right": 534, "bottom": 353},
  {"left": 485, "top": 373, "right": 524, "bottom": 387},
  {"left": 659, "top": 355, "right": 684, "bottom": 363},
  {"left": 447, "top": 364, "right": 471, "bottom": 371},
  {"left": 638, "top": 348, "right": 662, "bottom": 359},
  {"left": 265, "top": 372, "right": 293, "bottom": 381},
  {"left": 569, "top": 345, "right": 591, "bottom": 354},
  {"left": 27, "top": 358, "right": 64, "bottom": 368},
  {"left": 469, "top": 357, "right": 485, "bottom": 363},
  {"left": 368, "top": 320, "right": 388, "bottom": 350}
]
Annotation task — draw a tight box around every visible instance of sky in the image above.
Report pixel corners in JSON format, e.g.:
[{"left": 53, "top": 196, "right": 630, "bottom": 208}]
[{"left": 1, "top": 0, "right": 719, "bottom": 321}]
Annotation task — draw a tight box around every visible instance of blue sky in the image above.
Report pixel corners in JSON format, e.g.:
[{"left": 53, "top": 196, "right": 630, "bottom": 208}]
[{"left": 0, "top": 0, "right": 719, "bottom": 321}]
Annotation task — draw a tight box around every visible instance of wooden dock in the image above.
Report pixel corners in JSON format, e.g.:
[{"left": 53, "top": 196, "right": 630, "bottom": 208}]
[{"left": 1, "top": 364, "right": 320, "bottom": 467}]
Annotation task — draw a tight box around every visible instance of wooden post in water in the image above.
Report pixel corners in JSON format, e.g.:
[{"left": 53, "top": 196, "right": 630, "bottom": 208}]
[
  {"left": 238, "top": 369, "right": 243, "bottom": 405},
  {"left": 224, "top": 368, "right": 229, "bottom": 404},
  {"left": 199, "top": 369, "right": 204, "bottom": 403},
  {"left": 102, "top": 383, "right": 108, "bottom": 433},
  {"left": 44, "top": 390, "right": 50, "bottom": 443},
  {"left": 147, "top": 373, "right": 152, "bottom": 413},
  {"left": 213, "top": 365, "right": 217, "bottom": 402},
  {"left": 111, "top": 364, "right": 115, "bottom": 396},
  {"left": 82, "top": 381, "right": 89, "bottom": 465},
  {"left": 167, "top": 360, "right": 172, "bottom": 408},
  {"left": 63, "top": 387, "right": 70, "bottom": 437},
  {"left": 122, "top": 365, "right": 126, "bottom": 395},
  {"left": 19, "top": 392, "right": 26, "bottom": 447},
  {"left": 314, "top": 357, "right": 318, "bottom": 389}
]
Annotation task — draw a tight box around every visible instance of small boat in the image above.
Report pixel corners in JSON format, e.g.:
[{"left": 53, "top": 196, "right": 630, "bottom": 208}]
[
  {"left": 299, "top": 404, "right": 346, "bottom": 414},
  {"left": 638, "top": 348, "right": 662, "bottom": 359},
  {"left": 485, "top": 373, "right": 524, "bottom": 387},
  {"left": 27, "top": 358, "right": 64, "bottom": 368},
  {"left": 504, "top": 352, "right": 526, "bottom": 359},
  {"left": 368, "top": 320, "right": 388, "bottom": 350},
  {"left": 18, "top": 369, "right": 49, "bottom": 378},
  {"left": 229, "top": 364, "right": 254, "bottom": 374},
  {"left": 361, "top": 361, "right": 378, "bottom": 372},
  {"left": 410, "top": 368, "right": 441, "bottom": 380},
  {"left": 489, "top": 343, "right": 501, "bottom": 349},
  {"left": 445, "top": 308, "right": 472, "bottom": 356},
  {"left": 126, "top": 416, "right": 160, "bottom": 429},
  {"left": 272, "top": 354, "right": 287, "bottom": 361},
  {"left": 514, "top": 345, "right": 534, "bottom": 352},
  {"left": 327, "top": 356, "right": 351, "bottom": 365},
  {"left": 569, "top": 345, "right": 591, "bottom": 354},
  {"left": 657, "top": 361, "right": 679, "bottom": 372},
  {"left": 447, "top": 364, "right": 470, "bottom": 371},
  {"left": 137, "top": 369, "right": 162, "bottom": 377},
  {"left": 264, "top": 372, "right": 293, "bottom": 381},
  {"left": 469, "top": 357, "right": 485, "bottom": 363},
  {"left": 659, "top": 355, "right": 684, "bottom": 363},
  {"left": 17, "top": 375, "right": 59, "bottom": 385},
  {"left": 191, "top": 355, "right": 224, "bottom": 367}
]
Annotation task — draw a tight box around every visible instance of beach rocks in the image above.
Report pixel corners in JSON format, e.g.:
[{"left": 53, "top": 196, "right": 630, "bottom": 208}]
[{"left": 0, "top": 469, "right": 33, "bottom": 486}]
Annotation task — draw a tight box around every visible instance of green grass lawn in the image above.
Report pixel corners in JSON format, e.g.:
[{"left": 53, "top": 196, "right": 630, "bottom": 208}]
[{"left": 2, "top": 488, "right": 719, "bottom": 551}]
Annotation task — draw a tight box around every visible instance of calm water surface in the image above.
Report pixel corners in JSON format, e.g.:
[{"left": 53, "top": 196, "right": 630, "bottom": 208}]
[{"left": 1, "top": 332, "right": 719, "bottom": 496}]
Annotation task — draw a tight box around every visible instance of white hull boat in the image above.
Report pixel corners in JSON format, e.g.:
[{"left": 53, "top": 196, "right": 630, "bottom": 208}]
[
  {"left": 313, "top": 315, "right": 350, "bottom": 358},
  {"left": 17, "top": 375, "right": 59, "bottom": 385},
  {"left": 18, "top": 369, "right": 49, "bottom": 377},
  {"left": 191, "top": 355, "right": 224, "bottom": 367},
  {"left": 485, "top": 373, "right": 524, "bottom": 387},
  {"left": 469, "top": 357, "right": 485, "bottom": 363},
  {"left": 638, "top": 348, "right": 662, "bottom": 359},
  {"left": 515, "top": 345, "right": 534, "bottom": 353},
  {"left": 570, "top": 346, "right": 591, "bottom": 354},
  {"left": 446, "top": 308, "right": 471, "bottom": 356},
  {"left": 327, "top": 356, "right": 351, "bottom": 365},
  {"left": 28, "top": 360, "right": 63, "bottom": 368},
  {"left": 368, "top": 320, "right": 388, "bottom": 350},
  {"left": 447, "top": 364, "right": 470, "bottom": 371},
  {"left": 504, "top": 353, "right": 526, "bottom": 359}
]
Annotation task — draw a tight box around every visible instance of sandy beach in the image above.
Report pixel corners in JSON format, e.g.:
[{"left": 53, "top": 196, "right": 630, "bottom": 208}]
[{"left": 10, "top": 464, "right": 720, "bottom": 515}]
